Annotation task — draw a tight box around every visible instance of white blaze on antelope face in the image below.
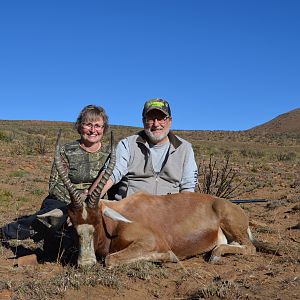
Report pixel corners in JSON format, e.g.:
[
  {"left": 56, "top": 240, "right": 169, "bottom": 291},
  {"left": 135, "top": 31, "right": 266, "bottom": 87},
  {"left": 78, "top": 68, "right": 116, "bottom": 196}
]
[
  {"left": 81, "top": 203, "right": 88, "bottom": 220},
  {"left": 76, "top": 224, "right": 96, "bottom": 267}
]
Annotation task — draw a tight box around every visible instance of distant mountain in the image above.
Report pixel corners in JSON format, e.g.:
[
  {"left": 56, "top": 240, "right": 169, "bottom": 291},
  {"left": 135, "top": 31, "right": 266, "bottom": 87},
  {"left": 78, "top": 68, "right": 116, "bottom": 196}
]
[{"left": 248, "top": 108, "right": 300, "bottom": 134}]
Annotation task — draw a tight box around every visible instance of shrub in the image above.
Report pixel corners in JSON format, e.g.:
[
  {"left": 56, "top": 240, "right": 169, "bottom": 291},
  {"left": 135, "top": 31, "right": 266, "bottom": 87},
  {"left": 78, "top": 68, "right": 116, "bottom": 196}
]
[
  {"left": 31, "top": 188, "right": 45, "bottom": 196},
  {"left": 240, "top": 148, "right": 265, "bottom": 158},
  {"left": 276, "top": 152, "right": 297, "bottom": 161},
  {"left": 197, "top": 154, "right": 255, "bottom": 198},
  {"left": 34, "top": 134, "right": 47, "bottom": 155},
  {"left": 10, "top": 134, "right": 49, "bottom": 155},
  {"left": 9, "top": 170, "right": 27, "bottom": 177},
  {"left": 0, "top": 189, "right": 13, "bottom": 202},
  {"left": 0, "top": 131, "right": 10, "bottom": 142},
  {"left": 17, "top": 196, "right": 30, "bottom": 203}
]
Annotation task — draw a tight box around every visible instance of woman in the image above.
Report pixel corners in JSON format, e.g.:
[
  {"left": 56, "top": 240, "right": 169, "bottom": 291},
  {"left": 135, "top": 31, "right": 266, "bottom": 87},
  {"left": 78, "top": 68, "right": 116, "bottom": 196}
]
[
  {"left": 0, "top": 105, "right": 110, "bottom": 258},
  {"left": 48, "top": 104, "right": 110, "bottom": 207}
]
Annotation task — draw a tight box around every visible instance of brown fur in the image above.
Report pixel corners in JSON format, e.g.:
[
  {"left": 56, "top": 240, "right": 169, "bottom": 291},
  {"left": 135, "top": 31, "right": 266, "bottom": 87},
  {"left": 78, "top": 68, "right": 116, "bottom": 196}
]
[{"left": 68, "top": 192, "right": 260, "bottom": 267}]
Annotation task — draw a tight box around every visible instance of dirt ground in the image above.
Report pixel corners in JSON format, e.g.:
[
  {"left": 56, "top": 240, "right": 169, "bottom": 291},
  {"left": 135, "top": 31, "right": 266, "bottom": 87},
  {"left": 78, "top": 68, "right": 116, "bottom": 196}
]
[{"left": 0, "top": 152, "right": 299, "bottom": 300}]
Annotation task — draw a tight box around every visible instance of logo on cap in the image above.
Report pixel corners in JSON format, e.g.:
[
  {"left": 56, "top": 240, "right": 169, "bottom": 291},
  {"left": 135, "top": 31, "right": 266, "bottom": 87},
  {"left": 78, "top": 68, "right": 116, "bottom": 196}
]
[{"left": 143, "top": 98, "right": 171, "bottom": 117}]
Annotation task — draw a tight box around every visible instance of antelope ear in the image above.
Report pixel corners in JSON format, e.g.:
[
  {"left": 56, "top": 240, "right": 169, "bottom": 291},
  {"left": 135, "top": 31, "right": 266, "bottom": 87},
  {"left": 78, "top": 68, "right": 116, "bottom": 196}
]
[{"left": 102, "top": 206, "right": 132, "bottom": 223}]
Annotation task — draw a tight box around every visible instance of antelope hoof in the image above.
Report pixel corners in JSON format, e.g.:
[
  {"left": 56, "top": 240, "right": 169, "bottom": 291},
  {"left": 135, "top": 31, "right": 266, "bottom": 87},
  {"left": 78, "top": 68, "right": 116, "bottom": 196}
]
[{"left": 78, "top": 257, "right": 97, "bottom": 269}]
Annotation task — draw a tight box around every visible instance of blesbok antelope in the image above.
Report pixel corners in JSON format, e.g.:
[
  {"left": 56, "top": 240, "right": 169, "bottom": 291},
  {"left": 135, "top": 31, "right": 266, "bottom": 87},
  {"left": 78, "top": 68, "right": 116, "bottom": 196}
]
[{"left": 54, "top": 131, "right": 276, "bottom": 268}]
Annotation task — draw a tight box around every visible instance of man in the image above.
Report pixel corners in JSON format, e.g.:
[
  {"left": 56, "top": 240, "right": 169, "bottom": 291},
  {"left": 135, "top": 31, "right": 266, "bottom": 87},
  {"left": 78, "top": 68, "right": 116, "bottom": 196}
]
[{"left": 102, "top": 98, "right": 198, "bottom": 200}]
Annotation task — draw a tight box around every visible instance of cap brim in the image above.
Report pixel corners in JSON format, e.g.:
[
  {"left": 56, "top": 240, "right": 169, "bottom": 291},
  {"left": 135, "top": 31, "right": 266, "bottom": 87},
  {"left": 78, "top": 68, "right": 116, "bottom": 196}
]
[{"left": 144, "top": 107, "right": 169, "bottom": 117}]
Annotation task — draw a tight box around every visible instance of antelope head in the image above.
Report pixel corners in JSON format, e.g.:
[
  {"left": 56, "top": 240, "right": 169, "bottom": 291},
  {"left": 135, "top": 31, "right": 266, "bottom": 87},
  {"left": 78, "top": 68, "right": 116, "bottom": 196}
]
[{"left": 54, "top": 129, "right": 116, "bottom": 267}]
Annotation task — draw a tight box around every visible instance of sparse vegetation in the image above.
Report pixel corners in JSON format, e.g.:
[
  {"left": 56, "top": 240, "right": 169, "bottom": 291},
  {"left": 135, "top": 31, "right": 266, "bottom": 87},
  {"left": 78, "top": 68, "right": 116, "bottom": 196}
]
[
  {"left": 9, "top": 262, "right": 167, "bottom": 300},
  {"left": 0, "top": 119, "right": 299, "bottom": 300},
  {"left": 16, "top": 196, "right": 30, "bottom": 203},
  {"left": 0, "top": 131, "right": 12, "bottom": 142},
  {"left": 189, "top": 277, "right": 241, "bottom": 299},
  {"left": 275, "top": 151, "right": 297, "bottom": 161},
  {"left": 31, "top": 188, "right": 45, "bottom": 196},
  {"left": 240, "top": 148, "right": 265, "bottom": 158},
  {"left": 0, "top": 189, "right": 13, "bottom": 202},
  {"left": 197, "top": 154, "right": 257, "bottom": 198},
  {"left": 9, "top": 170, "right": 27, "bottom": 178}
]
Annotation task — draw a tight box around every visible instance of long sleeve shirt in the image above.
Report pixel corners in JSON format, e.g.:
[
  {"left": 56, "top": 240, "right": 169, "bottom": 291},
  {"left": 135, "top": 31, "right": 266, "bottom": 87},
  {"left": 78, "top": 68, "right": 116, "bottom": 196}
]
[{"left": 110, "top": 131, "right": 198, "bottom": 199}]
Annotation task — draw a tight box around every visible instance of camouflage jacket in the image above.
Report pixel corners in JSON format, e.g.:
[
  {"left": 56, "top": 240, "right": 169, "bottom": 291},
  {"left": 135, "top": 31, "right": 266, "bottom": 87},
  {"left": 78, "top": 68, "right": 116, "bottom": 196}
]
[{"left": 48, "top": 140, "right": 109, "bottom": 204}]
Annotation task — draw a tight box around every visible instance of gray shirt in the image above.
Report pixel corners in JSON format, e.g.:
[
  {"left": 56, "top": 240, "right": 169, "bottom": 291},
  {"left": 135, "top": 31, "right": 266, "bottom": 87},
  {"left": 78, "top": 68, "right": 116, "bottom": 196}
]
[{"left": 110, "top": 131, "right": 198, "bottom": 199}]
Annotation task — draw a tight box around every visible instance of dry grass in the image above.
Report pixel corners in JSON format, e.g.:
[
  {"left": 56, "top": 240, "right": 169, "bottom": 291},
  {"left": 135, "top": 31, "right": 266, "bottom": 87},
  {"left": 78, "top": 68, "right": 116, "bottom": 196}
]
[
  {"left": 1, "top": 261, "right": 168, "bottom": 300},
  {"left": 0, "top": 120, "right": 299, "bottom": 299}
]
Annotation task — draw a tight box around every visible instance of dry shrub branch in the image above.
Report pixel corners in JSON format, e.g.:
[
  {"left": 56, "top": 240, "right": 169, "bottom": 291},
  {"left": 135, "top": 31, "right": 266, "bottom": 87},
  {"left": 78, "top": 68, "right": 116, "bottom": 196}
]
[{"left": 197, "top": 154, "right": 255, "bottom": 198}]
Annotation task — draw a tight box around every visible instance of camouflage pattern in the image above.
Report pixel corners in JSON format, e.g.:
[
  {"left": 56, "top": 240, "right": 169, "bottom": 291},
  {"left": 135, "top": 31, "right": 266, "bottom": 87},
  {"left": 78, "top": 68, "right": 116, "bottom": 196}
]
[
  {"left": 49, "top": 141, "right": 109, "bottom": 204},
  {"left": 142, "top": 98, "right": 171, "bottom": 117}
]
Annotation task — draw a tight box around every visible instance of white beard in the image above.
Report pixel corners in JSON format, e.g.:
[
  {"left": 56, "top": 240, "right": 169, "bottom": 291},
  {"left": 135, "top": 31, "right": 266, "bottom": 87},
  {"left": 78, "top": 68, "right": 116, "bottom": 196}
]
[{"left": 145, "top": 127, "right": 169, "bottom": 144}]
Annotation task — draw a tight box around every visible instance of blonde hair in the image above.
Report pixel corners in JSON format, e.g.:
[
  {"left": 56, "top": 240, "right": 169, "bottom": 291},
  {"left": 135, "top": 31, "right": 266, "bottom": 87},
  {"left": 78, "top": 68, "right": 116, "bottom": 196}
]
[{"left": 75, "top": 105, "right": 109, "bottom": 134}]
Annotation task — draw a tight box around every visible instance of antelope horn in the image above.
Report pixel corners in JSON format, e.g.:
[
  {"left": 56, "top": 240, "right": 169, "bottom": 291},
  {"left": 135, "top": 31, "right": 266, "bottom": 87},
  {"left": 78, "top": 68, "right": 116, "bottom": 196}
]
[
  {"left": 54, "top": 129, "right": 83, "bottom": 208},
  {"left": 88, "top": 131, "right": 116, "bottom": 208}
]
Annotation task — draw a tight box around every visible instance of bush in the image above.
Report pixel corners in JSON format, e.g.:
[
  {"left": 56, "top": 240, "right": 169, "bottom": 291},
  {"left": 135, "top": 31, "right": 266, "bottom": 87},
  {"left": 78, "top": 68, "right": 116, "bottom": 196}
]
[
  {"left": 0, "top": 131, "right": 8, "bottom": 141},
  {"left": 0, "top": 130, "right": 14, "bottom": 142},
  {"left": 0, "top": 189, "right": 13, "bottom": 202},
  {"left": 10, "top": 134, "right": 49, "bottom": 155},
  {"left": 9, "top": 170, "right": 27, "bottom": 177},
  {"left": 31, "top": 188, "right": 45, "bottom": 196},
  {"left": 197, "top": 154, "right": 255, "bottom": 198},
  {"left": 240, "top": 148, "right": 265, "bottom": 158},
  {"left": 276, "top": 152, "right": 297, "bottom": 161}
]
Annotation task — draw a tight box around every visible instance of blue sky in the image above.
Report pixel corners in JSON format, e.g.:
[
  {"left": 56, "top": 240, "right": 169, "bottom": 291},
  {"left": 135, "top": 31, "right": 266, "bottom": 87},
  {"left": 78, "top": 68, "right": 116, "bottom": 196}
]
[{"left": 0, "top": 0, "right": 299, "bottom": 130}]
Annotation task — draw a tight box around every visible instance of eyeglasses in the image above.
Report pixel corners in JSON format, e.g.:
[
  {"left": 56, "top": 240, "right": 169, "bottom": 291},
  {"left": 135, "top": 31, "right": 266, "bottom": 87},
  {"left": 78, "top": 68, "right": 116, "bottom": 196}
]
[
  {"left": 144, "top": 116, "right": 169, "bottom": 125},
  {"left": 82, "top": 123, "right": 105, "bottom": 130}
]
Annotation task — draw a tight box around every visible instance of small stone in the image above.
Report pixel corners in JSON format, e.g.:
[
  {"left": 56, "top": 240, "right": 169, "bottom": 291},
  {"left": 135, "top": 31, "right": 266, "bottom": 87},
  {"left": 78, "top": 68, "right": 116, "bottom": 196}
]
[{"left": 17, "top": 254, "right": 38, "bottom": 267}]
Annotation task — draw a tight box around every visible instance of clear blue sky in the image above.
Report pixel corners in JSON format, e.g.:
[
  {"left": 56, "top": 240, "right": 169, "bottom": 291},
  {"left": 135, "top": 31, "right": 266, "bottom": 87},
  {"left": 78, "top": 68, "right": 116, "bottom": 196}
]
[{"left": 0, "top": 0, "right": 299, "bottom": 130}]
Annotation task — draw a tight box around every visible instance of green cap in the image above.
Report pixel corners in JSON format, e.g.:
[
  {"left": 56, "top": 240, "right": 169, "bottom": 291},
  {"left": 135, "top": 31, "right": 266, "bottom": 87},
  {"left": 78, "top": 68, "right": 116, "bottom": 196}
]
[{"left": 142, "top": 98, "right": 171, "bottom": 118}]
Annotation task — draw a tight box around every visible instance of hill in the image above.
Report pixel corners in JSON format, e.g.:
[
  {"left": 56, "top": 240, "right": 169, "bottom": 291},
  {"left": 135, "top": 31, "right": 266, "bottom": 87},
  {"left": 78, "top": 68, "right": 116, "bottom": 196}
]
[{"left": 248, "top": 108, "right": 300, "bottom": 134}]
